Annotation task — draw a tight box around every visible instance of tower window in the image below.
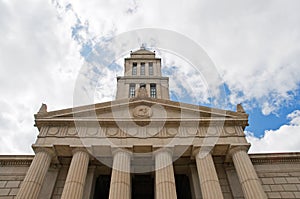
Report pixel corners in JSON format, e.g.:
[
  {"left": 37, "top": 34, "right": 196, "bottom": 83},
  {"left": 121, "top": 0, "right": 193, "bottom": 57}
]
[
  {"left": 140, "top": 63, "right": 145, "bottom": 75},
  {"left": 150, "top": 84, "right": 156, "bottom": 98},
  {"left": 132, "top": 63, "right": 137, "bottom": 75},
  {"left": 129, "top": 84, "right": 136, "bottom": 98},
  {"left": 149, "top": 62, "right": 153, "bottom": 75}
]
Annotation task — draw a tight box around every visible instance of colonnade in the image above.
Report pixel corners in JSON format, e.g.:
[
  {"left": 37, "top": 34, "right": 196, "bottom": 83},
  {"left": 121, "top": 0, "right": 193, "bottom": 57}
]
[{"left": 16, "top": 146, "right": 267, "bottom": 199}]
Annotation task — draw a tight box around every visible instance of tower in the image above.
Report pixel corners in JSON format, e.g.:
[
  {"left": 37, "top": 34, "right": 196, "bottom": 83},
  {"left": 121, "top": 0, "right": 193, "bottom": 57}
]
[
  {"left": 116, "top": 46, "right": 169, "bottom": 99},
  {"left": 10, "top": 47, "right": 275, "bottom": 199}
]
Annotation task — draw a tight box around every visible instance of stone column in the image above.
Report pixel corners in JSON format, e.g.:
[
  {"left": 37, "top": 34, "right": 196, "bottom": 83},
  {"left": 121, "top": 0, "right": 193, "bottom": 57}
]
[
  {"left": 61, "top": 148, "right": 90, "bottom": 199},
  {"left": 189, "top": 165, "right": 202, "bottom": 199},
  {"left": 109, "top": 150, "right": 131, "bottom": 199},
  {"left": 16, "top": 148, "right": 53, "bottom": 199},
  {"left": 194, "top": 149, "right": 224, "bottom": 199},
  {"left": 155, "top": 149, "right": 177, "bottom": 199},
  {"left": 229, "top": 147, "right": 267, "bottom": 199}
]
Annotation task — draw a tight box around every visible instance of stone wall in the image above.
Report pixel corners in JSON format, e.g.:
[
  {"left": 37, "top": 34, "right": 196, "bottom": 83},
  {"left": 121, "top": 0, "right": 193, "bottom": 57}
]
[
  {"left": 0, "top": 156, "right": 31, "bottom": 199},
  {"left": 51, "top": 166, "right": 68, "bottom": 199},
  {"left": 251, "top": 154, "right": 300, "bottom": 199},
  {"left": 214, "top": 157, "right": 235, "bottom": 199}
]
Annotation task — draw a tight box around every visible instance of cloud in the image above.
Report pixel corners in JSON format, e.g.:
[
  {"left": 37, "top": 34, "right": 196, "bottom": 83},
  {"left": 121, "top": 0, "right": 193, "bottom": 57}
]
[
  {"left": 0, "top": 0, "right": 82, "bottom": 154},
  {"left": 247, "top": 110, "right": 300, "bottom": 153}
]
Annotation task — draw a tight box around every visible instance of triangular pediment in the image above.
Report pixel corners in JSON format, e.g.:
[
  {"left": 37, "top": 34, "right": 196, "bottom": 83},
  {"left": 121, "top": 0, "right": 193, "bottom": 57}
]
[{"left": 35, "top": 98, "right": 248, "bottom": 128}]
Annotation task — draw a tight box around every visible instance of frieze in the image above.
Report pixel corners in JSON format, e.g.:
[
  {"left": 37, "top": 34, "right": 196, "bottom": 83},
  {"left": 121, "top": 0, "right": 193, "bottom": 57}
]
[
  {"left": 0, "top": 160, "right": 32, "bottom": 167},
  {"left": 251, "top": 157, "right": 300, "bottom": 164},
  {"left": 39, "top": 125, "right": 245, "bottom": 138}
]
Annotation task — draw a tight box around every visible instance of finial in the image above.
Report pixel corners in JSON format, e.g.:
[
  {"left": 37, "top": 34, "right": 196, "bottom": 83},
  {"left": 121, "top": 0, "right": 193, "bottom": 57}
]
[
  {"left": 140, "top": 43, "right": 146, "bottom": 50},
  {"left": 38, "top": 103, "right": 47, "bottom": 114},
  {"left": 237, "top": 103, "right": 245, "bottom": 113}
]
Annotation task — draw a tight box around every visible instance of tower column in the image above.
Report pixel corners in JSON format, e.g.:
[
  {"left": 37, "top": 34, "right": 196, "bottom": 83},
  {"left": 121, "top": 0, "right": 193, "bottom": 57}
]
[
  {"left": 61, "top": 148, "right": 90, "bottom": 199},
  {"left": 194, "top": 148, "right": 224, "bottom": 199},
  {"left": 229, "top": 146, "right": 267, "bottom": 199},
  {"left": 155, "top": 148, "right": 177, "bottom": 199},
  {"left": 16, "top": 148, "right": 54, "bottom": 199},
  {"left": 109, "top": 150, "right": 131, "bottom": 199}
]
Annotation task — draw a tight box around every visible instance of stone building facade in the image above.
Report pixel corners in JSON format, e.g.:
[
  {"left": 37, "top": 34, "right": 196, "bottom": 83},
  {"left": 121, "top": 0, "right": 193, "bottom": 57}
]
[{"left": 0, "top": 47, "right": 300, "bottom": 199}]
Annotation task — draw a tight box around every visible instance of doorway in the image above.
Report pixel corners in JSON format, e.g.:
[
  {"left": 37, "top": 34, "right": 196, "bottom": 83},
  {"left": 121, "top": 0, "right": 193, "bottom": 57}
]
[{"left": 132, "top": 174, "right": 154, "bottom": 199}]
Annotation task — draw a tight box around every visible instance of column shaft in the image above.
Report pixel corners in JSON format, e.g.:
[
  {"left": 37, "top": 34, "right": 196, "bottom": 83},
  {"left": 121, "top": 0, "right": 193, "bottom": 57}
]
[
  {"left": 109, "top": 151, "right": 131, "bottom": 199},
  {"left": 155, "top": 150, "right": 177, "bottom": 199},
  {"left": 189, "top": 165, "right": 202, "bottom": 199},
  {"left": 231, "top": 149, "right": 267, "bottom": 199},
  {"left": 16, "top": 150, "right": 52, "bottom": 199},
  {"left": 61, "top": 150, "right": 90, "bottom": 199},
  {"left": 195, "top": 152, "right": 224, "bottom": 199}
]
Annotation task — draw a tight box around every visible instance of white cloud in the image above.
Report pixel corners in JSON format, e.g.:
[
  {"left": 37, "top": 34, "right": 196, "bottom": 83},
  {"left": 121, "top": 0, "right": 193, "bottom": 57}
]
[
  {"left": 247, "top": 110, "right": 300, "bottom": 153},
  {"left": 0, "top": 0, "right": 83, "bottom": 154}
]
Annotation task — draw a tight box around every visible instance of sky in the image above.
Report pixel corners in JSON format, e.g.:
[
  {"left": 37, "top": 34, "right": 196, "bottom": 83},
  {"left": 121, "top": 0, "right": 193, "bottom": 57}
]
[{"left": 0, "top": 0, "right": 300, "bottom": 154}]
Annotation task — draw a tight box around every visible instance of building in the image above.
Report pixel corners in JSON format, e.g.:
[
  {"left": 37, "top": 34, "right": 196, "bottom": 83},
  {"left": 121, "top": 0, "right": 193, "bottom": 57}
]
[{"left": 1, "top": 47, "right": 300, "bottom": 199}]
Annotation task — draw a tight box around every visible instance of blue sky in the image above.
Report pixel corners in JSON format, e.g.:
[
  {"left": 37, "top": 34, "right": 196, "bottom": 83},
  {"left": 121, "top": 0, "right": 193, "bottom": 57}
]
[{"left": 0, "top": 0, "right": 300, "bottom": 154}]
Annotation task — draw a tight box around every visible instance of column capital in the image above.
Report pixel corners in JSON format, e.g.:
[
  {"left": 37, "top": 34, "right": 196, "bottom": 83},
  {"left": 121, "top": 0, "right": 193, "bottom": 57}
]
[
  {"left": 153, "top": 147, "right": 174, "bottom": 157},
  {"left": 228, "top": 144, "right": 250, "bottom": 157},
  {"left": 34, "top": 147, "right": 56, "bottom": 158},
  {"left": 111, "top": 147, "right": 132, "bottom": 157},
  {"left": 192, "top": 145, "right": 213, "bottom": 158},
  {"left": 71, "top": 147, "right": 89, "bottom": 155}
]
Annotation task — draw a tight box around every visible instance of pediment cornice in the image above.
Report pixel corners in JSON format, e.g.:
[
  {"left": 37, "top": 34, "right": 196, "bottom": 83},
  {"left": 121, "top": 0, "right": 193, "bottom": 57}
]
[{"left": 34, "top": 98, "right": 248, "bottom": 128}]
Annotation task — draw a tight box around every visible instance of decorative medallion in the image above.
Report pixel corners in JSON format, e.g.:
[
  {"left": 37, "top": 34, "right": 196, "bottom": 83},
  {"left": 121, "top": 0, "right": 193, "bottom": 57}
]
[
  {"left": 67, "top": 127, "right": 77, "bottom": 135},
  {"left": 207, "top": 127, "right": 218, "bottom": 136},
  {"left": 186, "top": 127, "right": 197, "bottom": 135},
  {"left": 86, "top": 127, "right": 98, "bottom": 136},
  {"left": 106, "top": 128, "right": 118, "bottom": 136},
  {"left": 167, "top": 128, "right": 178, "bottom": 136},
  {"left": 147, "top": 127, "right": 159, "bottom": 137},
  {"left": 225, "top": 126, "right": 236, "bottom": 135},
  {"left": 125, "top": 127, "right": 138, "bottom": 137},
  {"left": 132, "top": 105, "right": 152, "bottom": 118},
  {"left": 48, "top": 127, "right": 59, "bottom": 135}
]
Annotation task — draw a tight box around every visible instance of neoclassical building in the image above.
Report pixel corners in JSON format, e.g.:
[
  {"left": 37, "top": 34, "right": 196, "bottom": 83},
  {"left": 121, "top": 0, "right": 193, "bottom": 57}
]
[{"left": 1, "top": 47, "right": 300, "bottom": 199}]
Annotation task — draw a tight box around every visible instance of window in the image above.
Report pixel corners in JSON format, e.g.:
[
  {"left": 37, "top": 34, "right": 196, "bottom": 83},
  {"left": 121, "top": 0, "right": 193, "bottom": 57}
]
[
  {"left": 140, "top": 83, "right": 146, "bottom": 88},
  {"left": 150, "top": 84, "right": 156, "bottom": 98},
  {"left": 149, "top": 62, "right": 153, "bottom": 75},
  {"left": 132, "top": 63, "right": 137, "bottom": 75},
  {"left": 140, "top": 63, "right": 145, "bottom": 75},
  {"left": 129, "top": 84, "right": 135, "bottom": 98}
]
